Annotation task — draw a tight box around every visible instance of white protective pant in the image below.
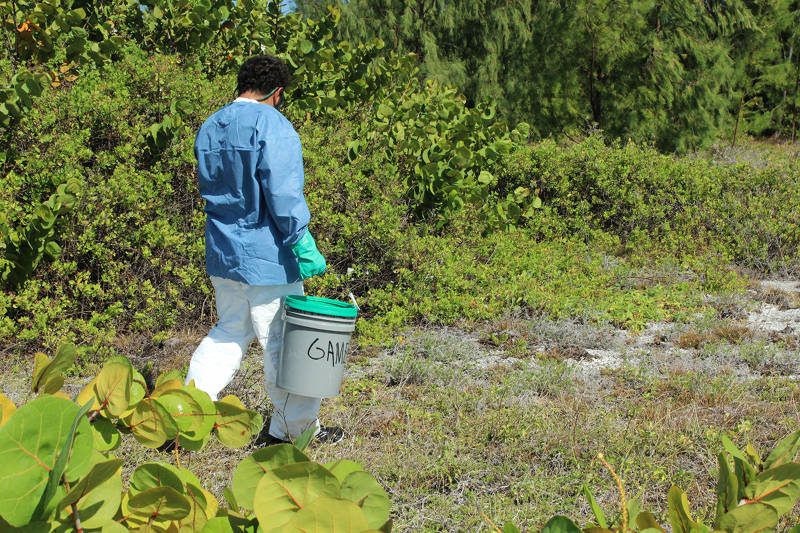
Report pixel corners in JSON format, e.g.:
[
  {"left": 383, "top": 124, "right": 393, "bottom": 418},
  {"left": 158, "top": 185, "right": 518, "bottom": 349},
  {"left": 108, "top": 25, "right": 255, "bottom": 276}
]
[{"left": 185, "top": 276, "right": 321, "bottom": 440}]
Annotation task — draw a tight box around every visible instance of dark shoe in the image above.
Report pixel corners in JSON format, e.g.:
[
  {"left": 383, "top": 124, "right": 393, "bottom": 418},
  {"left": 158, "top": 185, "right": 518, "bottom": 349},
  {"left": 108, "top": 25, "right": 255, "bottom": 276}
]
[
  {"left": 253, "top": 425, "right": 289, "bottom": 447},
  {"left": 315, "top": 426, "right": 344, "bottom": 445}
]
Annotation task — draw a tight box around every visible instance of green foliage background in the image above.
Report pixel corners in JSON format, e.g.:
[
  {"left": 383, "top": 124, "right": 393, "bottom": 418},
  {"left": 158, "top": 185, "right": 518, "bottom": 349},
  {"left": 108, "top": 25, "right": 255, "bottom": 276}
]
[
  {"left": 0, "top": 0, "right": 798, "bottom": 359},
  {"left": 297, "top": 0, "right": 800, "bottom": 152}
]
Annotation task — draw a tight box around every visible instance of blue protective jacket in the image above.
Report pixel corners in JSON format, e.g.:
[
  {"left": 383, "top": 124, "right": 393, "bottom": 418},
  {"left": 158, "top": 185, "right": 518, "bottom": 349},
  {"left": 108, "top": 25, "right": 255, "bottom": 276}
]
[{"left": 194, "top": 98, "right": 310, "bottom": 285}]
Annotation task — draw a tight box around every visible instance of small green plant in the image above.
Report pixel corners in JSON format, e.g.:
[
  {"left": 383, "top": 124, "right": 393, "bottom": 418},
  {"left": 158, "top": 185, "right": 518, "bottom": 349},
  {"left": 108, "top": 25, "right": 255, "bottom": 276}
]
[
  {"left": 146, "top": 97, "right": 194, "bottom": 151},
  {"left": 496, "top": 433, "right": 800, "bottom": 533},
  {"left": 0, "top": 344, "right": 392, "bottom": 532},
  {"left": 0, "top": 177, "right": 80, "bottom": 290}
]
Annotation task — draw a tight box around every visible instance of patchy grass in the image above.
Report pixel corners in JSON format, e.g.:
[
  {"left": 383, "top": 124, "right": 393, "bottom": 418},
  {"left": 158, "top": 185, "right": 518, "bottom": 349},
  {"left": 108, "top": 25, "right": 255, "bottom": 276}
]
[{"left": 2, "top": 276, "right": 799, "bottom": 531}]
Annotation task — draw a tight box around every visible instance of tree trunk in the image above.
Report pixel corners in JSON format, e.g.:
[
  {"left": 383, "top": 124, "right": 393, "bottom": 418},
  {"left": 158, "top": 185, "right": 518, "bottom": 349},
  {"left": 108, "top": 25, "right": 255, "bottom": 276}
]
[
  {"left": 792, "top": 58, "right": 799, "bottom": 144},
  {"left": 732, "top": 92, "right": 744, "bottom": 146},
  {"left": 590, "top": 38, "right": 600, "bottom": 125}
]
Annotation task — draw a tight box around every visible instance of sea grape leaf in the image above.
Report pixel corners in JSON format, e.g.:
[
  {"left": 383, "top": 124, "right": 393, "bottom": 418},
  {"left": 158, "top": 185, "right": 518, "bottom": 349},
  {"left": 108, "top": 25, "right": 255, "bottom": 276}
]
[
  {"left": 98, "top": 523, "right": 128, "bottom": 533},
  {"left": 212, "top": 511, "right": 259, "bottom": 533},
  {"left": 252, "top": 461, "right": 341, "bottom": 530},
  {"left": 36, "top": 400, "right": 94, "bottom": 517},
  {"left": 60, "top": 458, "right": 123, "bottom": 507},
  {"left": 223, "top": 487, "right": 239, "bottom": 512},
  {"left": 130, "top": 462, "right": 184, "bottom": 496},
  {"left": 175, "top": 466, "right": 202, "bottom": 488},
  {"left": 157, "top": 387, "right": 215, "bottom": 438},
  {"left": 721, "top": 435, "right": 749, "bottom": 463},
  {"left": 182, "top": 481, "right": 213, "bottom": 531},
  {"left": 745, "top": 442, "right": 762, "bottom": 469},
  {"left": 95, "top": 359, "right": 132, "bottom": 417},
  {"left": 213, "top": 406, "right": 251, "bottom": 447},
  {"left": 123, "top": 397, "right": 178, "bottom": 448},
  {"left": 58, "top": 458, "right": 123, "bottom": 528},
  {"left": 340, "top": 471, "right": 390, "bottom": 529},
  {"left": 128, "top": 486, "right": 191, "bottom": 521},
  {"left": 39, "top": 375, "right": 66, "bottom": 395},
  {"left": 153, "top": 374, "right": 183, "bottom": 396},
  {"left": 76, "top": 376, "right": 101, "bottom": 411},
  {"left": 539, "top": 515, "right": 583, "bottom": 533},
  {"left": 217, "top": 394, "right": 246, "bottom": 410},
  {"left": 0, "top": 393, "right": 15, "bottom": 428},
  {"left": 90, "top": 416, "right": 121, "bottom": 452},
  {"left": 130, "top": 367, "right": 148, "bottom": 407},
  {"left": 324, "top": 459, "right": 364, "bottom": 483},
  {"left": 214, "top": 395, "right": 254, "bottom": 448},
  {"left": 0, "top": 396, "right": 93, "bottom": 527},
  {"left": 284, "top": 496, "right": 369, "bottom": 533},
  {"left": 0, "top": 516, "right": 49, "bottom": 532},
  {"left": 635, "top": 511, "right": 667, "bottom": 532},
  {"left": 232, "top": 443, "right": 309, "bottom": 510},
  {"left": 201, "top": 517, "right": 235, "bottom": 532},
  {"left": 31, "top": 352, "right": 51, "bottom": 392},
  {"left": 247, "top": 409, "right": 264, "bottom": 437},
  {"left": 174, "top": 466, "right": 216, "bottom": 526},
  {"left": 178, "top": 429, "right": 211, "bottom": 451},
  {"left": 734, "top": 456, "right": 757, "bottom": 500},
  {"left": 32, "top": 344, "right": 76, "bottom": 394},
  {"left": 200, "top": 487, "right": 218, "bottom": 519}
]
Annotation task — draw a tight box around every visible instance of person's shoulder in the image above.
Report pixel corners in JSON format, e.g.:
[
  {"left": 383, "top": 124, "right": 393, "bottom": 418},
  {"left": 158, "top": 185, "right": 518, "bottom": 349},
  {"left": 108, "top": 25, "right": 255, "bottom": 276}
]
[
  {"left": 256, "top": 107, "right": 299, "bottom": 139},
  {"left": 198, "top": 103, "right": 233, "bottom": 130}
]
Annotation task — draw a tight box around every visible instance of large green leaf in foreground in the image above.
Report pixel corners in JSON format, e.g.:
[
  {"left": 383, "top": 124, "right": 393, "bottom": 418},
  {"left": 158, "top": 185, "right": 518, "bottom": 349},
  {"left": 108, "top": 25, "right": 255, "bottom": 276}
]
[
  {"left": 286, "top": 496, "right": 370, "bottom": 532},
  {"left": 232, "top": 443, "right": 309, "bottom": 510},
  {"left": 0, "top": 396, "right": 93, "bottom": 526},
  {"left": 253, "top": 462, "right": 341, "bottom": 532},
  {"left": 57, "top": 457, "right": 123, "bottom": 529},
  {"left": 340, "top": 471, "right": 391, "bottom": 529}
]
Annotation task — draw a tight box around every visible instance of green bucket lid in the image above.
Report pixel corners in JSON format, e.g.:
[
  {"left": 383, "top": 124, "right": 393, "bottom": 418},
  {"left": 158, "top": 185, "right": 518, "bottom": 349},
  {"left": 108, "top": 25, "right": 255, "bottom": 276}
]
[{"left": 284, "top": 295, "right": 358, "bottom": 318}]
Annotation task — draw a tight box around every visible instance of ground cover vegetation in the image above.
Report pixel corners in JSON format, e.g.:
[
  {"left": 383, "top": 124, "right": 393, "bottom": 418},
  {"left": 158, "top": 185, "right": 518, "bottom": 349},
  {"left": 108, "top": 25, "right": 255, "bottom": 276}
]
[
  {"left": 1, "top": 0, "right": 800, "bottom": 531},
  {"left": 0, "top": 345, "right": 393, "bottom": 531}
]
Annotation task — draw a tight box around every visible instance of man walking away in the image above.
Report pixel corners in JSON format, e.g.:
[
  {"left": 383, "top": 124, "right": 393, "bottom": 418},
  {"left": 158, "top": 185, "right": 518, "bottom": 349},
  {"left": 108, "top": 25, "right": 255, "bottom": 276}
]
[{"left": 185, "top": 55, "right": 343, "bottom": 445}]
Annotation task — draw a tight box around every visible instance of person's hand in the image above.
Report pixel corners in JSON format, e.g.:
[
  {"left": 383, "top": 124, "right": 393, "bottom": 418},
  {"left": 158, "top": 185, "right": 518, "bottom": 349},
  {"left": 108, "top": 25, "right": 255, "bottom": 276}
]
[{"left": 291, "top": 231, "right": 326, "bottom": 279}]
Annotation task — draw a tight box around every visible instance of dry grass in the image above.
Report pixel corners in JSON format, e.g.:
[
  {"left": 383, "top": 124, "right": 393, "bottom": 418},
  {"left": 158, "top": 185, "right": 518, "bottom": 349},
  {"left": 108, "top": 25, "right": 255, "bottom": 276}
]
[
  {"left": 677, "top": 322, "right": 754, "bottom": 349},
  {"left": 3, "top": 307, "right": 800, "bottom": 531},
  {"left": 139, "top": 318, "right": 799, "bottom": 531},
  {"left": 751, "top": 284, "right": 800, "bottom": 310}
]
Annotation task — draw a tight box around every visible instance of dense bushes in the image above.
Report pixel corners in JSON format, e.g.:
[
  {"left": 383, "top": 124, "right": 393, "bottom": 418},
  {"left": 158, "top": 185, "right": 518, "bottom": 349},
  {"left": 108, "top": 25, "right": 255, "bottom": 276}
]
[
  {"left": 0, "top": 3, "right": 797, "bottom": 359},
  {"left": 1, "top": 42, "right": 794, "bottom": 355},
  {"left": 502, "top": 138, "right": 800, "bottom": 274},
  {"left": 0, "top": 49, "right": 220, "bottom": 353}
]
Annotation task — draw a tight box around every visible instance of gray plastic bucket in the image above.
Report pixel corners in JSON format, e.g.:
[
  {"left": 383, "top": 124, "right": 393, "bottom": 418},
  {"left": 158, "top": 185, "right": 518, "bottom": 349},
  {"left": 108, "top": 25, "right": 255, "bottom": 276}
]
[{"left": 277, "top": 296, "right": 357, "bottom": 398}]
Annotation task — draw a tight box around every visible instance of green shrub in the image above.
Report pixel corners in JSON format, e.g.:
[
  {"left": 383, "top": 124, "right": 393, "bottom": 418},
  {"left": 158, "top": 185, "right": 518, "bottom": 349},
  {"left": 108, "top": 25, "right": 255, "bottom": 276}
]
[
  {"left": 502, "top": 137, "right": 800, "bottom": 274},
  {"left": 1, "top": 8, "right": 788, "bottom": 357}
]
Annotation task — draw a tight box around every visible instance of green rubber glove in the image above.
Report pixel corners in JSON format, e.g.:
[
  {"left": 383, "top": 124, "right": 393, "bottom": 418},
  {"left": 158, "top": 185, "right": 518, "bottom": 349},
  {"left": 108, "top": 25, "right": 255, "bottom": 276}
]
[{"left": 291, "top": 230, "right": 326, "bottom": 279}]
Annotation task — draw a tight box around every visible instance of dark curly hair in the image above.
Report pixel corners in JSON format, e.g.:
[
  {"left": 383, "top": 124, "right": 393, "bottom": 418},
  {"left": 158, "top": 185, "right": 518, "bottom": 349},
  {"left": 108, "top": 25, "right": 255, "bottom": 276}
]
[{"left": 236, "top": 55, "right": 290, "bottom": 96}]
